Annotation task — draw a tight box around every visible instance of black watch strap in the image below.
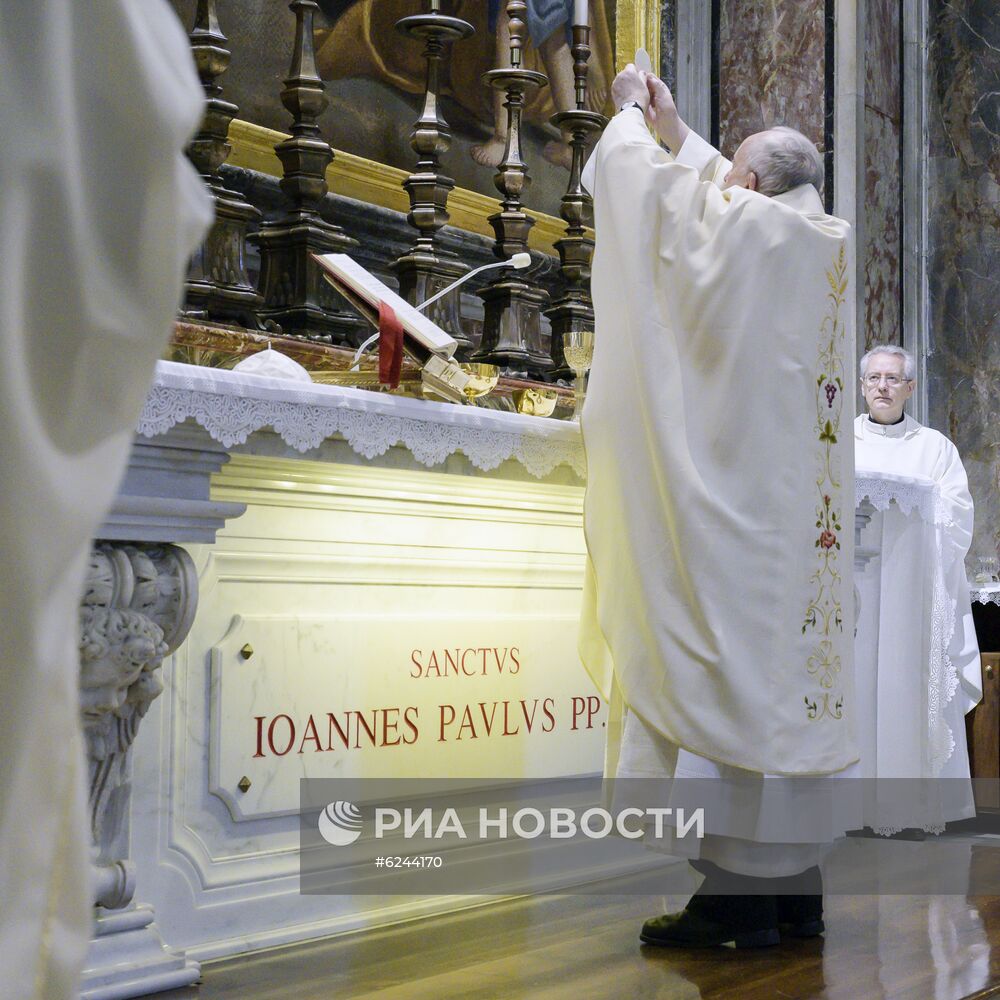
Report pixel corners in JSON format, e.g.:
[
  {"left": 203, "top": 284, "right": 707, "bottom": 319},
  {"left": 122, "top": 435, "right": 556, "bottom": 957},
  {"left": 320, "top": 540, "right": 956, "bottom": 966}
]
[{"left": 618, "top": 100, "right": 643, "bottom": 114}]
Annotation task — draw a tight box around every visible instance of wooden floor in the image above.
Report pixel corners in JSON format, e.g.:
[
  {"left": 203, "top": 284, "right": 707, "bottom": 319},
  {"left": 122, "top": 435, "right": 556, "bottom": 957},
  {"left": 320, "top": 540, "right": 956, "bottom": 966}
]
[{"left": 159, "top": 886, "right": 1000, "bottom": 1000}]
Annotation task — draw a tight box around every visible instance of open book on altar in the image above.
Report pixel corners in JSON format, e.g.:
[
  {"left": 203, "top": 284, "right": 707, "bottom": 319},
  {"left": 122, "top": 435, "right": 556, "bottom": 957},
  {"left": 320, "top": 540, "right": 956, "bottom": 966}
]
[{"left": 313, "top": 253, "right": 470, "bottom": 402}]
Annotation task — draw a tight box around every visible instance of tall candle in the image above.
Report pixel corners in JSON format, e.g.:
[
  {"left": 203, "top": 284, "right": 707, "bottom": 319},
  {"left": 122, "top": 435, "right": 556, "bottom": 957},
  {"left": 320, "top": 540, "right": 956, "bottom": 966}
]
[
  {"left": 573, "top": 0, "right": 588, "bottom": 26},
  {"left": 429, "top": 0, "right": 441, "bottom": 10}
]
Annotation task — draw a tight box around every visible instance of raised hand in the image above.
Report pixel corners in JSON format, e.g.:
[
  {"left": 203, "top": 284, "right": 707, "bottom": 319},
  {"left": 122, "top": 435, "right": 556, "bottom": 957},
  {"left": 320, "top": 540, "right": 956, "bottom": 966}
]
[
  {"left": 645, "top": 75, "right": 689, "bottom": 152},
  {"left": 611, "top": 64, "right": 650, "bottom": 112}
]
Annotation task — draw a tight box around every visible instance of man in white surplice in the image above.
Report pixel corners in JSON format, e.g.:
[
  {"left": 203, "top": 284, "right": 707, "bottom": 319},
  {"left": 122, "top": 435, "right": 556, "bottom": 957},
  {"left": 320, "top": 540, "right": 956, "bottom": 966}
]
[
  {"left": 579, "top": 66, "right": 859, "bottom": 948},
  {"left": 854, "top": 344, "right": 981, "bottom": 832}
]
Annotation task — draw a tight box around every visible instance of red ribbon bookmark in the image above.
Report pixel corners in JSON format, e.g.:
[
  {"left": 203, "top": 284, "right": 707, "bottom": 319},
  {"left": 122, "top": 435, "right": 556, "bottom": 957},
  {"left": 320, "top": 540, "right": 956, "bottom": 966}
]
[{"left": 378, "top": 300, "right": 404, "bottom": 389}]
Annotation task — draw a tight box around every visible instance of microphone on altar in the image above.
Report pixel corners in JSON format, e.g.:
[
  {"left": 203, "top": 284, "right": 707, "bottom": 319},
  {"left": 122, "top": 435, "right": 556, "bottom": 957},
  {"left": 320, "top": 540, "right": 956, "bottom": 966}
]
[
  {"left": 414, "top": 252, "right": 532, "bottom": 312},
  {"left": 350, "top": 253, "right": 532, "bottom": 369}
]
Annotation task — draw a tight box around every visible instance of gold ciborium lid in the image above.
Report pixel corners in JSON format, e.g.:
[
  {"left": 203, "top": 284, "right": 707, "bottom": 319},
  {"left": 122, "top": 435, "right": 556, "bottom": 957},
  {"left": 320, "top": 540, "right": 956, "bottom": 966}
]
[
  {"left": 512, "top": 387, "right": 559, "bottom": 417},
  {"left": 458, "top": 363, "right": 500, "bottom": 402}
]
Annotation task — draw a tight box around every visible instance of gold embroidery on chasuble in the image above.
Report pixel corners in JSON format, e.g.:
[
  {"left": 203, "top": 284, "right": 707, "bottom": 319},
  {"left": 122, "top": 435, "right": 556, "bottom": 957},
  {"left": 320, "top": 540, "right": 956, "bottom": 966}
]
[{"left": 803, "top": 243, "right": 848, "bottom": 722}]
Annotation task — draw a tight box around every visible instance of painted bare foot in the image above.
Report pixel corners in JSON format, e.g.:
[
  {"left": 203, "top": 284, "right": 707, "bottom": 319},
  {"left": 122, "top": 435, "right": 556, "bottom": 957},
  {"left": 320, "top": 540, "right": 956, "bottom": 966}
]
[
  {"left": 543, "top": 139, "right": 573, "bottom": 170},
  {"left": 471, "top": 136, "right": 507, "bottom": 167},
  {"left": 588, "top": 73, "right": 609, "bottom": 111}
]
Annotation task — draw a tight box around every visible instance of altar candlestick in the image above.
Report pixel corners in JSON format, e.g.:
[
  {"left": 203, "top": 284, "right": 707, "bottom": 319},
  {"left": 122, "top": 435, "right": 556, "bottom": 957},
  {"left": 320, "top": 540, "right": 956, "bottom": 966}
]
[
  {"left": 255, "top": 0, "right": 362, "bottom": 344},
  {"left": 393, "top": 1, "right": 475, "bottom": 355},
  {"left": 545, "top": 18, "right": 607, "bottom": 380},
  {"left": 473, "top": 0, "right": 551, "bottom": 375},
  {"left": 182, "top": 0, "right": 267, "bottom": 329},
  {"left": 573, "top": 0, "right": 588, "bottom": 26}
]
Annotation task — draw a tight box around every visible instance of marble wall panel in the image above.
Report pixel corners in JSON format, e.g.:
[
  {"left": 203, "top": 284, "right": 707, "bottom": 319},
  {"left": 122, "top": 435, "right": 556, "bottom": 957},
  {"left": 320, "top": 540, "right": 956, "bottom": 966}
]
[
  {"left": 863, "top": 108, "right": 902, "bottom": 351},
  {"left": 862, "top": 0, "right": 902, "bottom": 351},
  {"left": 660, "top": 0, "right": 678, "bottom": 93},
  {"left": 865, "top": 0, "right": 902, "bottom": 117},
  {"left": 926, "top": 0, "right": 1000, "bottom": 562},
  {"left": 717, "top": 0, "right": 826, "bottom": 157}
]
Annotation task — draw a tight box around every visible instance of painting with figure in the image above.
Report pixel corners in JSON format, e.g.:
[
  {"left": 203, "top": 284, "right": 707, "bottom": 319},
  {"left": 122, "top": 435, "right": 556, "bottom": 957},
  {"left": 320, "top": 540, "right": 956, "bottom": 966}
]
[{"left": 169, "top": 0, "right": 615, "bottom": 219}]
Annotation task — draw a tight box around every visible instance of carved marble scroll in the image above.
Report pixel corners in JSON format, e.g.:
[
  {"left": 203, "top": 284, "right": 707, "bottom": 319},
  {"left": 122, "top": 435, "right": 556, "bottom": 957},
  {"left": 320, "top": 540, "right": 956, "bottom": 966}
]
[{"left": 80, "top": 544, "right": 197, "bottom": 909}]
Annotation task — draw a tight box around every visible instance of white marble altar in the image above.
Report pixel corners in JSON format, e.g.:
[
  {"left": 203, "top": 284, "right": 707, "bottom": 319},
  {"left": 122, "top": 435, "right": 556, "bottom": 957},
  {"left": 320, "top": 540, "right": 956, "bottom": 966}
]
[
  {"left": 104, "top": 363, "right": 603, "bottom": 976},
  {"left": 81, "top": 410, "right": 249, "bottom": 998}
]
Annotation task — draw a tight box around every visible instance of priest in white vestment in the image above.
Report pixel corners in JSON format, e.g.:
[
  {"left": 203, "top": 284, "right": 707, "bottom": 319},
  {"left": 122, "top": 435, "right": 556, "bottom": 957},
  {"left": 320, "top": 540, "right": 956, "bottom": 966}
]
[
  {"left": 0, "top": 4, "right": 212, "bottom": 997},
  {"left": 854, "top": 344, "right": 981, "bottom": 832},
  {"left": 579, "top": 66, "right": 859, "bottom": 947}
]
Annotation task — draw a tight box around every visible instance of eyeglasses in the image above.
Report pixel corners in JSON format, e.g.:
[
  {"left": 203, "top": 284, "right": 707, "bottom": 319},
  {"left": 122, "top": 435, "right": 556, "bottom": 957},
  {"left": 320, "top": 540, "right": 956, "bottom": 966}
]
[{"left": 862, "top": 373, "right": 910, "bottom": 388}]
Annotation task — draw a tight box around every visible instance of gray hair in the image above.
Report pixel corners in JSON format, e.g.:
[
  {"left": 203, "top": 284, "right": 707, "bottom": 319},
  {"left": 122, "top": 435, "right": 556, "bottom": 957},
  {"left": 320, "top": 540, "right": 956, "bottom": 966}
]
[
  {"left": 746, "top": 127, "right": 824, "bottom": 197},
  {"left": 859, "top": 344, "right": 916, "bottom": 381}
]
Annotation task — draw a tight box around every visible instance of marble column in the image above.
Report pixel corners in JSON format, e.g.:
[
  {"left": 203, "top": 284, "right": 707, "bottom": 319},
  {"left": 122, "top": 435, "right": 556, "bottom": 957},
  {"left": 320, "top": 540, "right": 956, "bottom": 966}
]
[
  {"left": 925, "top": 0, "right": 1000, "bottom": 569},
  {"left": 79, "top": 544, "right": 201, "bottom": 998},
  {"left": 659, "top": 0, "right": 678, "bottom": 93},
  {"left": 862, "top": 0, "right": 903, "bottom": 353}
]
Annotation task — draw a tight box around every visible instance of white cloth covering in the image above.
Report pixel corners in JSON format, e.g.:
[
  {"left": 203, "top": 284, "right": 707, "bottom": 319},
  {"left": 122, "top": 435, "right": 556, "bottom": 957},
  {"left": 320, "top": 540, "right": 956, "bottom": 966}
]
[
  {"left": 138, "top": 360, "right": 586, "bottom": 477},
  {"left": 580, "top": 112, "right": 857, "bottom": 777},
  {"left": 853, "top": 414, "right": 981, "bottom": 832},
  {"left": 232, "top": 345, "right": 313, "bottom": 382},
  {"left": 0, "top": 4, "right": 211, "bottom": 997}
]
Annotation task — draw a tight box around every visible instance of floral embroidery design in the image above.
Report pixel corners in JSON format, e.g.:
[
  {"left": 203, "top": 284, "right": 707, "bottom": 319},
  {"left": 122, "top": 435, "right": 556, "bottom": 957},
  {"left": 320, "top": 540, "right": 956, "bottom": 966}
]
[
  {"left": 805, "top": 693, "right": 844, "bottom": 720},
  {"left": 803, "top": 243, "right": 848, "bottom": 721}
]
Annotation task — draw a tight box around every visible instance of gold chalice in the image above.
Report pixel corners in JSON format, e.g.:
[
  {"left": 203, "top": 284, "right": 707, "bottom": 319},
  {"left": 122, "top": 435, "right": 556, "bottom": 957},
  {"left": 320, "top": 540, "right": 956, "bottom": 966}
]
[
  {"left": 458, "top": 363, "right": 500, "bottom": 403},
  {"left": 512, "top": 387, "right": 559, "bottom": 417},
  {"left": 562, "top": 329, "right": 595, "bottom": 421}
]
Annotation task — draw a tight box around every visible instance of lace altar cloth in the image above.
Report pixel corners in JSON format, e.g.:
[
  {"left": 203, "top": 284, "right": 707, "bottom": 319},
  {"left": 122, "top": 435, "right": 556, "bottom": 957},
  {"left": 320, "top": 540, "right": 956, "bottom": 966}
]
[
  {"left": 856, "top": 469, "right": 949, "bottom": 526},
  {"left": 137, "top": 362, "right": 585, "bottom": 480},
  {"left": 972, "top": 585, "right": 1000, "bottom": 607}
]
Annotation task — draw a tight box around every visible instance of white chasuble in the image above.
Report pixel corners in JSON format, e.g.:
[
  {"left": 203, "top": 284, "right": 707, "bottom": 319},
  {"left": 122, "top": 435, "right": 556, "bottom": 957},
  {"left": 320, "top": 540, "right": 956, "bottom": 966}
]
[
  {"left": 579, "top": 112, "right": 857, "bottom": 777},
  {"left": 0, "top": 4, "right": 211, "bottom": 997}
]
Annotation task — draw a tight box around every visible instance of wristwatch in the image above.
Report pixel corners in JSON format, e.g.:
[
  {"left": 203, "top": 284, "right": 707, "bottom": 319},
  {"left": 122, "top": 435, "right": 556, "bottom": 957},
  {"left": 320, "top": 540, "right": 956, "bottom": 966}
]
[{"left": 618, "top": 100, "right": 643, "bottom": 114}]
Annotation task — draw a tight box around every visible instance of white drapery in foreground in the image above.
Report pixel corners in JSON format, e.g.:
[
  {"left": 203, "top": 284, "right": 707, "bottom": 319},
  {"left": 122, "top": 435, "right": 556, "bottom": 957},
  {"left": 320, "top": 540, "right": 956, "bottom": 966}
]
[{"left": 0, "top": 4, "right": 211, "bottom": 996}]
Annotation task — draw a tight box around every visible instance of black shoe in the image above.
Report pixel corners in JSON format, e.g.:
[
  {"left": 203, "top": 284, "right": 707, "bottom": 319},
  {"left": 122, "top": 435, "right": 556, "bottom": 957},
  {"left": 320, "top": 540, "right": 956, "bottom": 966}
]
[
  {"left": 776, "top": 897, "right": 824, "bottom": 938},
  {"left": 642, "top": 887, "right": 781, "bottom": 949},
  {"left": 640, "top": 909, "right": 780, "bottom": 949},
  {"left": 774, "top": 866, "right": 824, "bottom": 938}
]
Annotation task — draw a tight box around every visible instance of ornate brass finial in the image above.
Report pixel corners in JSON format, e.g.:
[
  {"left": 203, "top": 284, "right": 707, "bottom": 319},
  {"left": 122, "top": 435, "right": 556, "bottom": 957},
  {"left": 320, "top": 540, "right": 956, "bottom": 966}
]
[
  {"left": 255, "top": 0, "right": 363, "bottom": 344},
  {"left": 183, "top": 0, "right": 268, "bottom": 329},
  {"left": 473, "top": 0, "right": 551, "bottom": 376},
  {"left": 507, "top": 1, "right": 527, "bottom": 69},
  {"left": 392, "top": 5, "right": 476, "bottom": 357},
  {"left": 546, "top": 20, "right": 607, "bottom": 379}
]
